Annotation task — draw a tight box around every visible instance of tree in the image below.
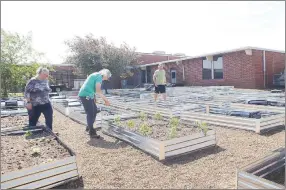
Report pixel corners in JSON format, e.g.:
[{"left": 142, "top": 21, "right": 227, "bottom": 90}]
[
  {"left": 64, "top": 34, "right": 138, "bottom": 78},
  {"left": 0, "top": 29, "right": 49, "bottom": 97}
]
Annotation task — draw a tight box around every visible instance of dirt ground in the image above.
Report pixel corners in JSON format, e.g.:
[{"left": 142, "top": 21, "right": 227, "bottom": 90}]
[
  {"left": 1, "top": 130, "right": 71, "bottom": 175},
  {"left": 1, "top": 115, "right": 29, "bottom": 129},
  {"left": 41, "top": 110, "right": 284, "bottom": 189},
  {"left": 1, "top": 110, "right": 284, "bottom": 189},
  {"left": 117, "top": 117, "right": 202, "bottom": 141}
]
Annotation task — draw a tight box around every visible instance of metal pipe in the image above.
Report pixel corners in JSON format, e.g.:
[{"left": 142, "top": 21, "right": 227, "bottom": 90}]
[
  {"left": 263, "top": 51, "right": 266, "bottom": 88},
  {"left": 183, "top": 64, "right": 185, "bottom": 81}
]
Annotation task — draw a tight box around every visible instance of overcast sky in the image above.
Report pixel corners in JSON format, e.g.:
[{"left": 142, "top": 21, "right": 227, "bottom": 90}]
[{"left": 1, "top": 1, "right": 285, "bottom": 64}]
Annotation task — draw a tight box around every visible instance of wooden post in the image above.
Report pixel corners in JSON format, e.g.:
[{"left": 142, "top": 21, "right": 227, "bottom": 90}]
[
  {"left": 235, "top": 169, "right": 238, "bottom": 189},
  {"left": 159, "top": 142, "right": 165, "bottom": 160},
  {"left": 255, "top": 120, "right": 260, "bottom": 133},
  {"left": 206, "top": 105, "right": 210, "bottom": 114}
]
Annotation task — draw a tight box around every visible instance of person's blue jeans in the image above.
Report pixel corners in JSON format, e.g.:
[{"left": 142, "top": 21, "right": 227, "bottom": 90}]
[
  {"left": 79, "top": 97, "right": 97, "bottom": 134},
  {"left": 29, "top": 103, "right": 53, "bottom": 130}
]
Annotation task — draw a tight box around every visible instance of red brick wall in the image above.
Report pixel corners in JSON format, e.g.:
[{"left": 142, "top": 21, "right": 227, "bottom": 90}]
[
  {"left": 181, "top": 51, "right": 257, "bottom": 88},
  {"left": 134, "top": 50, "right": 285, "bottom": 89},
  {"left": 264, "top": 51, "right": 285, "bottom": 88}
]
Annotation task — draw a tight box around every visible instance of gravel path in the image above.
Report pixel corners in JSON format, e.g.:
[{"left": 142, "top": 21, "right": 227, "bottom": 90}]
[
  {"left": 50, "top": 110, "right": 284, "bottom": 189},
  {"left": 2, "top": 110, "right": 284, "bottom": 189}
]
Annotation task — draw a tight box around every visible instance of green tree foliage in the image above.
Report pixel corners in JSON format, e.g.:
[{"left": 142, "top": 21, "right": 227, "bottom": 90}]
[
  {"left": 0, "top": 29, "right": 51, "bottom": 97},
  {"left": 64, "top": 34, "right": 138, "bottom": 77}
]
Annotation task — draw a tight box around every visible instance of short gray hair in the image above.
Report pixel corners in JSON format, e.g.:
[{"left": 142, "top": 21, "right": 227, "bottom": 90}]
[
  {"left": 99, "top": 69, "right": 112, "bottom": 78},
  {"left": 36, "top": 67, "right": 49, "bottom": 75},
  {"left": 158, "top": 63, "right": 164, "bottom": 67}
]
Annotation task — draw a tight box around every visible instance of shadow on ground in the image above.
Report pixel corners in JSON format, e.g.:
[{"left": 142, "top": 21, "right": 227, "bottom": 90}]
[
  {"left": 162, "top": 145, "right": 226, "bottom": 166},
  {"left": 87, "top": 137, "right": 128, "bottom": 149},
  {"left": 260, "top": 125, "right": 285, "bottom": 137},
  {"left": 52, "top": 176, "right": 84, "bottom": 189}
]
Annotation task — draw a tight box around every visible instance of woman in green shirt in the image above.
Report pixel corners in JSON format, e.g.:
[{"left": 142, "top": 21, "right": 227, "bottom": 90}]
[{"left": 78, "top": 69, "right": 111, "bottom": 138}]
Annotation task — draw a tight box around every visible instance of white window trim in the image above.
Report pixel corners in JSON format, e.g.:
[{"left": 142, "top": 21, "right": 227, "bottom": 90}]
[{"left": 203, "top": 57, "right": 223, "bottom": 80}]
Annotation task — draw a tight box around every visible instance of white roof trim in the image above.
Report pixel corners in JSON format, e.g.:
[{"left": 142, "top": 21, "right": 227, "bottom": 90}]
[{"left": 136, "top": 46, "right": 285, "bottom": 68}]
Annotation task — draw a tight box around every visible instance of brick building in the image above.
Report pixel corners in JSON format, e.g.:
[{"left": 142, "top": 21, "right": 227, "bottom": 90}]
[
  {"left": 133, "top": 47, "right": 285, "bottom": 89},
  {"left": 49, "top": 52, "right": 184, "bottom": 89},
  {"left": 125, "top": 52, "right": 186, "bottom": 87},
  {"left": 49, "top": 64, "right": 86, "bottom": 90}
]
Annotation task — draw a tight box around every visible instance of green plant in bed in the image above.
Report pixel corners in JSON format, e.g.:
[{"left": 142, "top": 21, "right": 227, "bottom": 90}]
[
  {"left": 154, "top": 112, "right": 163, "bottom": 120},
  {"left": 139, "top": 122, "right": 152, "bottom": 136}
]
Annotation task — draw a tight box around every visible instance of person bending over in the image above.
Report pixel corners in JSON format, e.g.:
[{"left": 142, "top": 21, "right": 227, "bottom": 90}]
[{"left": 78, "top": 69, "right": 111, "bottom": 138}]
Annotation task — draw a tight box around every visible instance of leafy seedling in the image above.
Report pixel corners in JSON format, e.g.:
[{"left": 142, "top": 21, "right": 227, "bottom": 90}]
[
  {"left": 170, "top": 117, "right": 179, "bottom": 127},
  {"left": 24, "top": 130, "right": 32, "bottom": 138},
  {"left": 154, "top": 112, "right": 163, "bottom": 120},
  {"left": 114, "top": 115, "right": 121, "bottom": 125},
  {"left": 195, "top": 121, "right": 209, "bottom": 136},
  {"left": 127, "top": 120, "right": 135, "bottom": 128},
  {"left": 169, "top": 125, "right": 178, "bottom": 139},
  {"left": 139, "top": 112, "right": 147, "bottom": 121},
  {"left": 139, "top": 122, "right": 152, "bottom": 136},
  {"left": 168, "top": 117, "right": 179, "bottom": 139}
]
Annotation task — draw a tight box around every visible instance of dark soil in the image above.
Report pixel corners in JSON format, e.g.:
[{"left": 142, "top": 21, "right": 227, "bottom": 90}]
[
  {"left": 1, "top": 116, "right": 29, "bottom": 129},
  {"left": 114, "top": 117, "right": 203, "bottom": 141},
  {"left": 1, "top": 131, "right": 71, "bottom": 175},
  {"left": 264, "top": 167, "right": 285, "bottom": 185}
]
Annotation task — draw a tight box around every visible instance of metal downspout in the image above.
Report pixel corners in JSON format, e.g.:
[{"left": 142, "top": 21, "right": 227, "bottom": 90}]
[{"left": 263, "top": 51, "right": 266, "bottom": 88}]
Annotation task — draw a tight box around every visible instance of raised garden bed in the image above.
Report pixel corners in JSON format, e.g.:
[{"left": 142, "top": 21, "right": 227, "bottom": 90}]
[
  {"left": 1, "top": 126, "right": 79, "bottom": 189},
  {"left": 1, "top": 116, "right": 29, "bottom": 129},
  {"left": 180, "top": 105, "right": 285, "bottom": 134},
  {"left": 1, "top": 108, "right": 28, "bottom": 117},
  {"left": 102, "top": 113, "right": 216, "bottom": 160},
  {"left": 52, "top": 102, "right": 135, "bottom": 128},
  {"left": 237, "top": 148, "right": 285, "bottom": 189}
]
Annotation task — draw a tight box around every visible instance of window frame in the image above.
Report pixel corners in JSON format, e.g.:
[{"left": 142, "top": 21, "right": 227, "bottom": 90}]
[{"left": 202, "top": 55, "right": 223, "bottom": 80}]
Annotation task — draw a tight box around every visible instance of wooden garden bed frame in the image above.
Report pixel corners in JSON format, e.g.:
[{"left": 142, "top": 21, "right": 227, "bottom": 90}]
[
  {"left": 180, "top": 108, "right": 285, "bottom": 134},
  {"left": 52, "top": 102, "right": 135, "bottom": 127},
  {"left": 236, "top": 148, "right": 285, "bottom": 189},
  {"left": 102, "top": 115, "right": 216, "bottom": 161},
  {"left": 105, "top": 102, "right": 285, "bottom": 134},
  {"left": 0, "top": 126, "right": 80, "bottom": 189}
]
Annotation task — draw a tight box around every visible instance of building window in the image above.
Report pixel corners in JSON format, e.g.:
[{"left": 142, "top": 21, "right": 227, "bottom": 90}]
[
  {"left": 203, "top": 59, "right": 212, "bottom": 80},
  {"left": 214, "top": 56, "right": 223, "bottom": 79},
  {"left": 202, "top": 56, "right": 223, "bottom": 80}
]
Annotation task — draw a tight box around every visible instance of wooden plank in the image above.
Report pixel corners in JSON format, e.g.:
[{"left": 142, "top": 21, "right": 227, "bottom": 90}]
[
  {"left": 253, "top": 158, "right": 285, "bottom": 177},
  {"left": 241, "top": 151, "right": 285, "bottom": 172},
  {"left": 107, "top": 124, "right": 160, "bottom": 147},
  {"left": 39, "top": 176, "right": 79, "bottom": 189},
  {"left": 1, "top": 156, "right": 76, "bottom": 183},
  {"left": 181, "top": 115, "right": 255, "bottom": 127},
  {"left": 260, "top": 114, "right": 285, "bottom": 122},
  {"left": 159, "top": 142, "right": 165, "bottom": 160},
  {"left": 165, "top": 140, "right": 216, "bottom": 157},
  {"left": 260, "top": 118, "right": 284, "bottom": 127},
  {"left": 1, "top": 163, "right": 77, "bottom": 189},
  {"left": 104, "top": 126, "right": 159, "bottom": 157},
  {"left": 237, "top": 180, "right": 265, "bottom": 189},
  {"left": 182, "top": 117, "right": 255, "bottom": 131},
  {"left": 260, "top": 121, "right": 285, "bottom": 131},
  {"left": 164, "top": 130, "right": 215, "bottom": 146},
  {"left": 165, "top": 135, "right": 215, "bottom": 152},
  {"left": 13, "top": 170, "right": 78, "bottom": 189},
  {"left": 181, "top": 111, "right": 256, "bottom": 122},
  {"left": 238, "top": 171, "right": 284, "bottom": 189}
]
